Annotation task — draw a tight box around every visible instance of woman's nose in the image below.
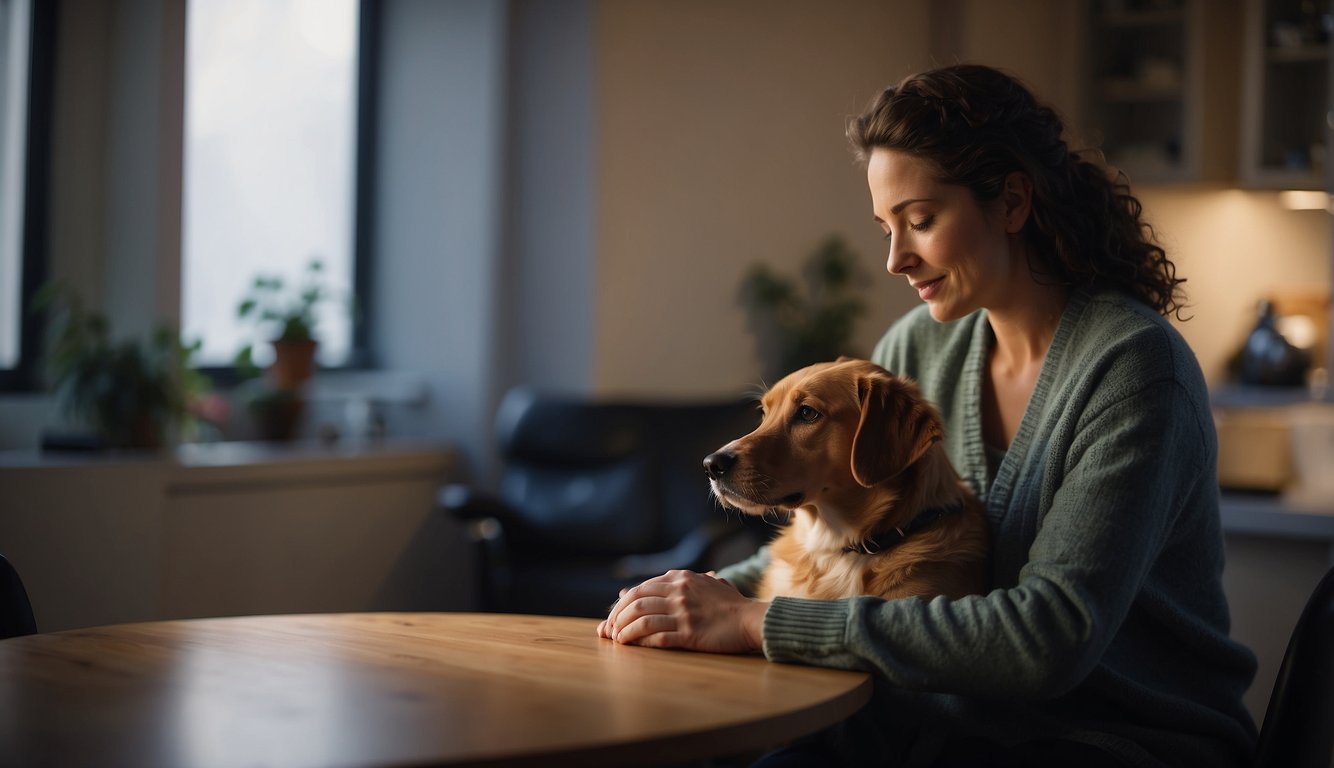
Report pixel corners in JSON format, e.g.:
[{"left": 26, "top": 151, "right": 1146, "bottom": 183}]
[{"left": 886, "top": 239, "right": 916, "bottom": 276}]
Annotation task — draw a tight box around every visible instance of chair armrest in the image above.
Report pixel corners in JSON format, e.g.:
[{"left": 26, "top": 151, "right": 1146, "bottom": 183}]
[
  {"left": 437, "top": 484, "right": 519, "bottom": 522},
  {"left": 437, "top": 484, "right": 516, "bottom": 611},
  {"left": 612, "top": 519, "right": 744, "bottom": 579}
]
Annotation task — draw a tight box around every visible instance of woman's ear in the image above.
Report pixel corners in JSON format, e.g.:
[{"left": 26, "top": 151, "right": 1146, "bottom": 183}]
[{"left": 1002, "top": 171, "right": 1033, "bottom": 234}]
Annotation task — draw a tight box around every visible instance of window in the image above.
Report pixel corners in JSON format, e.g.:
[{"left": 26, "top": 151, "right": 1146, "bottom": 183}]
[
  {"left": 182, "top": 0, "right": 370, "bottom": 369},
  {"left": 0, "top": 0, "right": 52, "bottom": 390}
]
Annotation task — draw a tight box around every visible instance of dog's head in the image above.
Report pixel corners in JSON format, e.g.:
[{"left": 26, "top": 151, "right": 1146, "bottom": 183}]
[{"left": 704, "top": 358, "right": 943, "bottom": 526}]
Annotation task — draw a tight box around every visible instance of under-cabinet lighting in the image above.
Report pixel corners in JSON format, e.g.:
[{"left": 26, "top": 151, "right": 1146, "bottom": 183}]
[{"left": 1277, "top": 190, "right": 1332, "bottom": 211}]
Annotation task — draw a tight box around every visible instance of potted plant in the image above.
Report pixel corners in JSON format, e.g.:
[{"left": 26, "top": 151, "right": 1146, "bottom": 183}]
[
  {"left": 740, "top": 235, "right": 868, "bottom": 380},
  {"left": 35, "top": 283, "right": 211, "bottom": 451},
  {"left": 234, "top": 258, "right": 349, "bottom": 441},
  {"left": 234, "top": 258, "right": 340, "bottom": 389}
]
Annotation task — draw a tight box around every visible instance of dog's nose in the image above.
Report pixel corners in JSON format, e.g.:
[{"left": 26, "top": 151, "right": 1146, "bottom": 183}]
[{"left": 703, "top": 451, "right": 736, "bottom": 479}]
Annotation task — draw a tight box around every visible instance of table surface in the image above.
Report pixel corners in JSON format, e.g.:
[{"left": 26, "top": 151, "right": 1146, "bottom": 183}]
[{"left": 0, "top": 612, "right": 871, "bottom": 767}]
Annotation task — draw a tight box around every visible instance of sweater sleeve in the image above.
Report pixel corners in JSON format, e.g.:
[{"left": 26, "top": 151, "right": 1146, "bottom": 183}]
[
  {"left": 761, "top": 375, "right": 1212, "bottom": 701},
  {"left": 713, "top": 546, "right": 771, "bottom": 598}
]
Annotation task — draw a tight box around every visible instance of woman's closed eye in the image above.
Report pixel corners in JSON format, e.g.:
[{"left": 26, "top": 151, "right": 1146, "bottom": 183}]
[{"left": 880, "top": 214, "right": 933, "bottom": 242}]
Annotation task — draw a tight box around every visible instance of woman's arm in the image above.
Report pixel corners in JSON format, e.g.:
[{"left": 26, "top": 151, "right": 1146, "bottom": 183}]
[{"left": 712, "top": 545, "right": 771, "bottom": 597}]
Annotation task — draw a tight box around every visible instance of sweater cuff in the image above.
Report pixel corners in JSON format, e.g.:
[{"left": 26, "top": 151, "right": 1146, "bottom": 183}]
[{"left": 761, "top": 596, "right": 851, "bottom": 663}]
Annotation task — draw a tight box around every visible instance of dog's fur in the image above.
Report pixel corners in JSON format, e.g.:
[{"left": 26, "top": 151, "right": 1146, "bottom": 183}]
[{"left": 706, "top": 358, "right": 989, "bottom": 601}]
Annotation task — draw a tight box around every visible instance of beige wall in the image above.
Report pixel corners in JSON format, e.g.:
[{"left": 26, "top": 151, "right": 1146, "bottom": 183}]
[
  {"left": 593, "top": 0, "right": 931, "bottom": 396},
  {"left": 958, "top": 0, "right": 1081, "bottom": 121}
]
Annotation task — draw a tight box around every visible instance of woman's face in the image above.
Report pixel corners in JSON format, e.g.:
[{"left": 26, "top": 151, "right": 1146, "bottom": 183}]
[{"left": 866, "top": 148, "right": 1021, "bottom": 322}]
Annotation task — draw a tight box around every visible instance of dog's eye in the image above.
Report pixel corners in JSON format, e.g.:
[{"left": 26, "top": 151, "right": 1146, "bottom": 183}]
[{"left": 795, "top": 405, "right": 821, "bottom": 424}]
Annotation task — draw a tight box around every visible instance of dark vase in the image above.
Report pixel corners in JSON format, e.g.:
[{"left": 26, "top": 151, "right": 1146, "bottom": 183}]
[{"left": 1238, "top": 300, "right": 1310, "bottom": 387}]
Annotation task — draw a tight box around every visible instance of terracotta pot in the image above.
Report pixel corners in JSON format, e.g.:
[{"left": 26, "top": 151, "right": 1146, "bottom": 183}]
[{"left": 269, "top": 339, "right": 318, "bottom": 390}]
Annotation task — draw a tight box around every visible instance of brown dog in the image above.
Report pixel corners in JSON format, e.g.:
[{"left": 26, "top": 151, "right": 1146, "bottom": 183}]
[{"left": 704, "top": 358, "right": 989, "bottom": 601}]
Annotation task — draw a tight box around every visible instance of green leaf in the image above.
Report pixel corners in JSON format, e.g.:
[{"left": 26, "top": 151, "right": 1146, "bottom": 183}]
[{"left": 234, "top": 345, "right": 260, "bottom": 380}]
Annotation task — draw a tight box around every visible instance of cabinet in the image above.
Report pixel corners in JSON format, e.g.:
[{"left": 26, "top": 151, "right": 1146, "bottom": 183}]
[
  {"left": 1082, "top": 0, "right": 1239, "bottom": 184},
  {"left": 1240, "top": 0, "right": 1332, "bottom": 189},
  {"left": 0, "top": 440, "right": 463, "bottom": 632}
]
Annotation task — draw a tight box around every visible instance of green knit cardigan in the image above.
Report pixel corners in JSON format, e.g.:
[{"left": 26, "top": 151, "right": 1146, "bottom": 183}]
[{"left": 717, "top": 290, "right": 1258, "bottom": 767}]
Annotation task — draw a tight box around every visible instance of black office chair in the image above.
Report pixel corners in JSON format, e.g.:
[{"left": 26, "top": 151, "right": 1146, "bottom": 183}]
[
  {"left": 440, "top": 387, "right": 770, "bottom": 617},
  {"left": 1, "top": 554, "right": 37, "bottom": 638},
  {"left": 1253, "top": 565, "right": 1334, "bottom": 768}
]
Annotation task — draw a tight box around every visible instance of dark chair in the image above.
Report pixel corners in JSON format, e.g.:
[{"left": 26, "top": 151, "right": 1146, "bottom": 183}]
[
  {"left": 439, "top": 387, "right": 770, "bottom": 617},
  {"left": 1254, "top": 565, "right": 1334, "bottom": 768},
  {"left": 1, "top": 554, "right": 37, "bottom": 638}
]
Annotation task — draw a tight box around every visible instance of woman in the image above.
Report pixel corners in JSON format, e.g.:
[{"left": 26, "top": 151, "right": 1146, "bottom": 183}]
[{"left": 599, "top": 64, "right": 1257, "bottom": 767}]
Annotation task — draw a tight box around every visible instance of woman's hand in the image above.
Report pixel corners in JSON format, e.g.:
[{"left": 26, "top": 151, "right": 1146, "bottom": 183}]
[{"left": 596, "top": 570, "right": 768, "bottom": 653}]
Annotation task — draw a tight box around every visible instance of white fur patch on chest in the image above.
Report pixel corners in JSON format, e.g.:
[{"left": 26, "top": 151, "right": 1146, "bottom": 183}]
[
  {"left": 767, "top": 511, "right": 868, "bottom": 600},
  {"left": 800, "top": 551, "right": 866, "bottom": 599}
]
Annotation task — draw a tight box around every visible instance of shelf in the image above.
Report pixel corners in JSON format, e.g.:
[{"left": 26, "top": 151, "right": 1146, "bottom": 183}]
[
  {"left": 1267, "top": 44, "right": 1329, "bottom": 63},
  {"left": 1246, "top": 167, "right": 1326, "bottom": 188},
  {"left": 1099, "top": 9, "right": 1186, "bottom": 27},
  {"left": 1240, "top": 0, "right": 1331, "bottom": 189},
  {"left": 1083, "top": 0, "right": 1238, "bottom": 184},
  {"left": 1101, "top": 79, "right": 1185, "bottom": 101},
  {"left": 1212, "top": 383, "right": 1325, "bottom": 408}
]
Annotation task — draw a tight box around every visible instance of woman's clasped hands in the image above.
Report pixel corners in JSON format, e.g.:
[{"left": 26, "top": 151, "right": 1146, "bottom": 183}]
[{"left": 597, "top": 569, "right": 769, "bottom": 654}]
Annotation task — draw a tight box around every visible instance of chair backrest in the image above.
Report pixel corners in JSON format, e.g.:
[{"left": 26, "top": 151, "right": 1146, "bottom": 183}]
[
  {"left": 1254, "top": 565, "right": 1334, "bottom": 768},
  {"left": 0, "top": 554, "right": 37, "bottom": 639},
  {"left": 492, "top": 387, "right": 759, "bottom": 558}
]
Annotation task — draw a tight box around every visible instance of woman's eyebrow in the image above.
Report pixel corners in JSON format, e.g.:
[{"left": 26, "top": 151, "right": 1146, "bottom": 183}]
[{"left": 891, "top": 197, "right": 935, "bottom": 215}]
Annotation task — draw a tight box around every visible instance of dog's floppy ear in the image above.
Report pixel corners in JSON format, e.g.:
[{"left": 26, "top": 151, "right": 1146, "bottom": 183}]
[{"left": 850, "top": 371, "right": 943, "bottom": 487}]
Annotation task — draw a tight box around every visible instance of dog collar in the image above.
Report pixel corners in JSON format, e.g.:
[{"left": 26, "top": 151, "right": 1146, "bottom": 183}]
[{"left": 842, "top": 502, "right": 965, "bottom": 555}]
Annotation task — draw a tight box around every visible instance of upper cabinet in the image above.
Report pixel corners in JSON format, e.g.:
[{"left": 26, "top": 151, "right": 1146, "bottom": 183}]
[
  {"left": 1240, "top": 0, "right": 1332, "bottom": 189},
  {"left": 1081, "top": 0, "right": 1240, "bottom": 185}
]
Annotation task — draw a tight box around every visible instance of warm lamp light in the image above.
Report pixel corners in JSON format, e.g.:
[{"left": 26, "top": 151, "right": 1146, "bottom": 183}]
[{"left": 1277, "top": 190, "right": 1332, "bottom": 211}]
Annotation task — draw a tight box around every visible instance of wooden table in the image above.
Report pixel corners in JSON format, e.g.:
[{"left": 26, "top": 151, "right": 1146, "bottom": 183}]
[{"left": 0, "top": 612, "right": 871, "bottom": 767}]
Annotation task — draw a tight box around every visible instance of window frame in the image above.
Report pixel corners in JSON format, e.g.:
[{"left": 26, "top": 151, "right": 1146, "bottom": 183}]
[
  {"left": 349, "top": 0, "right": 378, "bottom": 370},
  {"left": 0, "top": 0, "right": 54, "bottom": 392}
]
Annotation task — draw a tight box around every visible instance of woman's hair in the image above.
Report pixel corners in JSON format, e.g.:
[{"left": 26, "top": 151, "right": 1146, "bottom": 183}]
[{"left": 847, "top": 64, "right": 1186, "bottom": 318}]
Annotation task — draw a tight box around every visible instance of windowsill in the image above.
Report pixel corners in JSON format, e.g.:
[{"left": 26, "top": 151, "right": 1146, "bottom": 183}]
[
  {"left": 0, "top": 368, "right": 433, "bottom": 452},
  {"left": 169, "top": 438, "right": 454, "bottom": 491},
  {"left": 0, "top": 437, "right": 455, "bottom": 491}
]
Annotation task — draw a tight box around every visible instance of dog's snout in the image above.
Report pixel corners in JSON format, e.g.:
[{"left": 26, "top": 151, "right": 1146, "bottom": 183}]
[{"left": 703, "top": 451, "right": 737, "bottom": 480}]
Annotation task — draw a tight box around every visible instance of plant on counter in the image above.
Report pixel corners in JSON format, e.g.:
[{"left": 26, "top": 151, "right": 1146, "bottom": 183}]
[
  {"left": 740, "top": 235, "right": 868, "bottom": 379},
  {"left": 35, "top": 283, "right": 215, "bottom": 450},
  {"left": 234, "top": 257, "right": 347, "bottom": 388}
]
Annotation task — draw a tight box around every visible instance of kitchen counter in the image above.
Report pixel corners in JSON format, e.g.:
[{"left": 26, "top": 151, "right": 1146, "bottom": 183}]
[{"left": 1220, "top": 491, "right": 1334, "bottom": 542}]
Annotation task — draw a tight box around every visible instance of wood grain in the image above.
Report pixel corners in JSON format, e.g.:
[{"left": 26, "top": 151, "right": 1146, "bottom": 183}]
[{"left": 0, "top": 612, "right": 870, "bottom": 767}]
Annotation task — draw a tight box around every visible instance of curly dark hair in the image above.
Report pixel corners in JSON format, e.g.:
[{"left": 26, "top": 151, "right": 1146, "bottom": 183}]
[{"left": 847, "top": 64, "right": 1186, "bottom": 319}]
